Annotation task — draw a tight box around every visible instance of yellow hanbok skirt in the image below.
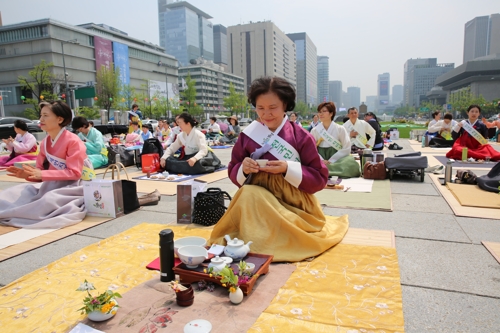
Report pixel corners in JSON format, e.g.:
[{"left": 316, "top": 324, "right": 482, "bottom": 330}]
[{"left": 208, "top": 172, "right": 349, "bottom": 262}]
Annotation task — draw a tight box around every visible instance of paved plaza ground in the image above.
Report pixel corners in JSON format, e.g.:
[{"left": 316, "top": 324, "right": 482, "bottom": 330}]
[{"left": 1, "top": 138, "right": 499, "bottom": 332}]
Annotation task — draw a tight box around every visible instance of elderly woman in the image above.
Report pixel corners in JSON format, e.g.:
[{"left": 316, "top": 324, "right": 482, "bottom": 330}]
[
  {"left": 0, "top": 101, "right": 89, "bottom": 228},
  {"left": 206, "top": 116, "right": 221, "bottom": 140},
  {"left": 311, "top": 102, "right": 360, "bottom": 178},
  {"left": 72, "top": 116, "right": 108, "bottom": 169},
  {"left": 208, "top": 77, "right": 348, "bottom": 262},
  {"left": 0, "top": 120, "right": 38, "bottom": 168},
  {"left": 220, "top": 115, "right": 241, "bottom": 144},
  {"left": 160, "top": 113, "right": 222, "bottom": 174}
]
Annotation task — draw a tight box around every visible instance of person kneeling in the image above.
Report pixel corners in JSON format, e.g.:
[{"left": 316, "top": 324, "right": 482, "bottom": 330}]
[{"left": 160, "top": 113, "right": 222, "bottom": 175}]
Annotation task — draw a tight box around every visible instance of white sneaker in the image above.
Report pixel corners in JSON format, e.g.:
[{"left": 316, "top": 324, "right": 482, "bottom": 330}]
[
  {"left": 425, "top": 165, "right": 439, "bottom": 173},
  {"left": 433, "top": 165, "right": 444, "bottom": 174}
]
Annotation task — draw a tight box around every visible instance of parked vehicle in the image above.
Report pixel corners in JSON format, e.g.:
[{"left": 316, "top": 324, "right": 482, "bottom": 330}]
[
  {"left": 0, "top": 117, "right": 43, "bottom": 140},
  {"left": 238, "top": 118, "right": 253, "bottom": 126},
  {"left": 143, "top": 119, "right": 159, "bottom": 131}
]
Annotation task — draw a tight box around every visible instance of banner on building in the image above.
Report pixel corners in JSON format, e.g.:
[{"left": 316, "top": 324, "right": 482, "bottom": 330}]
[
  {"left": 94, "top": 36, "right": 113, "bottom": 71},
  {"left": 113, "top": 42, "right": 130, "bottom": 86},
  {"left": 149, "top": 80, "right": 179, "bottom": 100},
  {"left": 379, "top": 80, "right": 389, "bottom": 97}
]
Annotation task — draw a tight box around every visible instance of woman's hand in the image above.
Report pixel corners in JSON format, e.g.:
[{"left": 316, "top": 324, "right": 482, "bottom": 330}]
[
  {"left": 187, "top": 157, "right": 196, "bottom": 167},
  {"left": 259, "top": 160, "right": 288, "bottom": 175},
  {"left": 160, "top": 158, "right": 166, "bottom": 168},
  {"left": 323, "top": 160, "right": 330, "bottom": 165},
  {"left": 6, "top": 166, "right": 29, "bottom": 179},
  {"left": 23, "top": 165, "right": 42, "bottom": 180},
  {"left": 350, "top": 130, "right": 358, "bottom": 138},
  {"left": 242, "top": 157, "right": 259, "bottom": 175}
]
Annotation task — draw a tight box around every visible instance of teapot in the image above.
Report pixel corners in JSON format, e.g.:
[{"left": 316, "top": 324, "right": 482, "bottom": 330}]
[
  {"left": 224, "top": 235, "right": 253, "bottom": 260},
  {"left": 208, "top": 256, "right": 226, "bottom": 273}
]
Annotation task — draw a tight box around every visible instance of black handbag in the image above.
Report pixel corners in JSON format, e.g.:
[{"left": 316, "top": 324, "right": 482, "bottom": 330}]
[
  {"left": 166, "top": 151, "right": 224, "bottom": 175},
  {"left": 192, "top": 188, "right": 232, "bottom": 226},
  {"left": 107, "top": 145, "right": 135, "bottom": 167},
  {"left": 103, "top": 163, "right": 140, "bottom": 214}
]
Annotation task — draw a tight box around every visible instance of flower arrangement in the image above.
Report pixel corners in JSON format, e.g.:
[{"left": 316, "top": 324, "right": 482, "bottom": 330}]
[
  {"left": 204, "top": 260, "right": 253, "bottom": 293},
  {"left": 76, "top": 280, "right": 122, "bottom": 315}
]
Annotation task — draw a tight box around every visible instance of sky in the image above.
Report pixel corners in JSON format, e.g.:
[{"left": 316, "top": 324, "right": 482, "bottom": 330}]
[{"left": 1, "top": 0, "right": 499, "bottom": 102}]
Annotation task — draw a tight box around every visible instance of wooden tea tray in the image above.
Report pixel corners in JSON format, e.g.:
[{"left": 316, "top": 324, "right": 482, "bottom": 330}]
[{"left": 173, "top": 252, "right": 273, "bottom": 295}]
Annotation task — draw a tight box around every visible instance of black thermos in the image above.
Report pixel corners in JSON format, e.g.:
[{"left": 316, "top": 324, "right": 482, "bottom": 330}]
[{"left": 159, "top": 229, "right": 175, "bottom": 282}]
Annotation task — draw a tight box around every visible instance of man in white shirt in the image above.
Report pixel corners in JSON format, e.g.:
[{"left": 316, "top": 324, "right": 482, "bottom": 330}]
[{"left": 342, "top": 107, "right": 376, "bottom": 150}]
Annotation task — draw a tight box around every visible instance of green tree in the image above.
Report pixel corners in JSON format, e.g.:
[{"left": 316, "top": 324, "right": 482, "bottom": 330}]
[
  {"left": 180, "top": 73, "right": 203, "bottom": 116},
  {"left": 76, "top": 106, "right": 100, "bottom": 120},
  {"left": 118, "top": 84, "right": 136, "bottom": 111},
  {"left": 18, "top": 60, "right": 59, "bottom": 119},
  {"left": 294, "top": 101, "right": 308, "bottom": 118},
  {"left": 223, "top": 83, "right": 247, "bottom": 116},
  {"left": 393, "top": 105, "right": 416, "bottom": 117},
  {"left": 95, "top": 65, "right": 121, "bottom": 112}
]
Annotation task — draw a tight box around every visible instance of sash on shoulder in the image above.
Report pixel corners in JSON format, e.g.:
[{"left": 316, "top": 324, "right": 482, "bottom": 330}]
[
  {"left": 317, "top": 125, "right": 343, "bottom": 151},
  {"left": 243, "top": 121, "right": 300, "bottom": 162},
  {"left": 461, "top": 120, "right": 488, "bottom": 145},
  {"left": 344, "top": 121, "right": 367, "bottom": 148}
]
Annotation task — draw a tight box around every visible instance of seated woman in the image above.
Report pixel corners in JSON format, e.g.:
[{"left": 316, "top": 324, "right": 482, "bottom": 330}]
[
  {"left": 428, "top": 113, "right": 457, "bottom": 147},
  {"left": 72, "top": 116, "right": 108, "bottom": 169},
  {"left": 482, "top": 113, "right": 500, "bottom": 142},
  {"left": 426, "top": 111, "right": 441, "bottom": 137},
  {"left": 140, "top": 124, "right": 154, "bottom": 142},
  {"left": 208, "top": 76, "right": 348, "bottom": 262},
  {"left": 311, "top": 102, "right": 360, "bottom": 178},
  {"left": 0, "top": 120, "right": 38, "bottom": 168},
  {"left": 0, "top": 101, "right": 88, "bottom": 228},
  {"left": 205, "top": 117, "right": 221, "bottom": 140},
  {"left": 446, "top": 105, "right": 500, "bottom": 161},
  {"left": 220, "top": 115, "right": 241, "bottom": 144},
  {"left": 160, "top": 113, "right": 222, "bottom": 175},
  {"left": 364, "top": 112, "right": 384, "bottom": 151},
  {"left": 289, "top": 111, "right": 301, "bottom": 125}
]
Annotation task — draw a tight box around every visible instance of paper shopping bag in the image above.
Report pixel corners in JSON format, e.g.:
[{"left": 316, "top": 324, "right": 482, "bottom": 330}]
[
  {"left": 83, "top": 179, "right": 124, "bottom": 218},
  {"left": 176, "top": 179, "right": 207, "bottom": 224}
]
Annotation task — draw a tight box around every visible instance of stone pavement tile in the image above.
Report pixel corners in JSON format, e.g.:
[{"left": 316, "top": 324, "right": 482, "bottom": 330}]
[
  {"left": 455, "top": 216, "right": 500, "bottom": 244},
  {"left": 397, "top": 238, "right": 500, "bottom": 298},
  {"left": 402, "top": 285, "right": 500, "bottom": 333},
  {"left": 392, "top": 193, "right": 453, "bottom": 214},
  {"left": 140, "top": 195, "right": 177, "bottom": 213},
  {"left": 390, "top": 181, "right": 440, "bottom": 196},
  {"left": 322, "top": 207, "right": 471, "bottom": 243},
  {"left": 78, "top": 211, "right": 174, "bottom": 239},
  {"left": 0, "top": 235, "right": 99, "bottom": 286}
]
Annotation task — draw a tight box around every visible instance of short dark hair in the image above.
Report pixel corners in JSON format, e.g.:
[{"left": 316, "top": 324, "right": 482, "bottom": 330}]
[
  {"left": 132, "top": 104, "right": 138, "bottom": 109},
  {"left": 71, "top": 116, "right": 89, "bottom": 130},
  {"left": 467, "top": 104, "right": 481, "bottom": 113},
  {"left": 14, "top": 119, "right": 29, "bottom": 131},
  {"left": 347, "top": 107, "right": 358, "bottom": 114},
  {"left": 39, "top": 100, "right": 73, "bottom": 127},
  {"left": 131, "top": 121, "right": 139, "bottom": 126},
  {"left": 248, "top": 76, "right": 296, "bottom": 111},
  {"left": 178, "top": 112, "right": 198, "bottom": 127},
  {"left": 432, "top": 111, "right": 441, "bottom": 119},
  {"left": 443, "top": 113, "right": 453, "bottom": 120},
  {"left": 317, "top": 102, "right": 336, "bottom": 121},
  {"left": 210, "top": 116, "right": 217, "bottom": 122},
  {"left": 88, "top": 120, "right": 94, "bottom": 126}
]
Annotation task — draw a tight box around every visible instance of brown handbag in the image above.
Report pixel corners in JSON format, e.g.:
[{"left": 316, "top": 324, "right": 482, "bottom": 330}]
[{"left": 363, "top": 162, "right": 387, "bottom": 180}]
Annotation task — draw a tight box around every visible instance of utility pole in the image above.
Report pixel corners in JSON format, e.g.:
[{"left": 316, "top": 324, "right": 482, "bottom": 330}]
[{"left": 61, "top": 39, "right": 79, "bottom": 109}]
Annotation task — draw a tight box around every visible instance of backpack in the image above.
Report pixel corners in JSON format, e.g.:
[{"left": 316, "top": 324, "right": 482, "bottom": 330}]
[{"left": 139, "top": 138, "right": 164, "bottom": 168}]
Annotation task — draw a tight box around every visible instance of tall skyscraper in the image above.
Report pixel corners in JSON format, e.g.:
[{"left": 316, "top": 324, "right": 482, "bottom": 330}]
[
  {"left": 158, "top": 0, "right": 214, "bottom": 66},
  {"left": 366, "top": 96, "right": 377, "bottom": 112},
  {"left": 404, "top": 58, "right": 436, "bottom": 105},
  {"left": 227, "top": 21, "right": 296, "bottom": 91},
  {"left": 328, "top": 81, "right": 342, "bottom": 107},
  {"left": 287, "top": 32, "right": 317, "bottom": 105},
  {"left": 463, "top": 14, "right": 500, "bottom": 63},
  {"left": 407, "top": 62, "right": 454, "bottom": 107},
  {"left": 346, "top": 87, "right": 360, "bottom": 108},
  {"left": 377, "top": 73, "right": 390, "bottom": 109},
  {"left": 213, "top": 24, "right": 228, "bottom": 66},
  {"left": 392, "top": 84, "right": 403, "bottom": 105},
  {"left": 317, "top": 56, "right": 329, "bottom": 103}
]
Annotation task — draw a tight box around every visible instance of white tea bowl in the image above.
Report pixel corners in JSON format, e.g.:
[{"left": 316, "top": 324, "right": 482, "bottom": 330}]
[
  {"left": 177, "top": 245, "right": 209, "bottom": 269},
  {"left": 174, "top": 236, "right": 207, "bottom": 257}
]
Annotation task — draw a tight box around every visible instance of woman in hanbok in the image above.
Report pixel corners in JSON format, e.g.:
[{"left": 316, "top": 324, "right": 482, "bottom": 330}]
[
  {"left": 208, "top": 77, "right": 348, "bottom": 262},
  {"left": 0, "top": 101, "right": 88, "bottom": 228},
  {"left": 446, "top": 105, "right": 500, "bottom": 161},
  {"left": 72, "top": 116, "right": 108, "bottom": 169},
  {"left": 220, "top": 115, "right": 240, "bottom": 144},
  {"left": 160, "top": 113, "right": 222, "bottom": 174},
  {"left": 311, "top": 102, "right": 360, "bottom": 178},
  {"left": 0, "top": 120, "right": 38, "bottom": 168},
  {"left": 428, "top": 113, "right": 457, "bottom": 148},
  {"left": 128, "top": 104, "right": 142, "bottom": 133}
]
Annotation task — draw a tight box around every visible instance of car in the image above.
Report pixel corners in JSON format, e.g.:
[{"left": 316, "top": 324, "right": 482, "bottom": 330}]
[
  {"left": 142, "top": 119, "right": 159, "bottom": 131},
  {"left": 0, "top": 117, "right": 43, "bottom": 140},
  {"left": 238, "top": 118, "right": 253, "bottom": 126}
]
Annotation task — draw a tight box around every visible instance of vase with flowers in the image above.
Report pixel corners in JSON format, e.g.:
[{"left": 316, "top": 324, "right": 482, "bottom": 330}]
[
  {"left": 206, "top": 260, "right": 253, "bottom": 305},
  {"left": 77, "top": 280, "right": 122, "bottom": 322}
]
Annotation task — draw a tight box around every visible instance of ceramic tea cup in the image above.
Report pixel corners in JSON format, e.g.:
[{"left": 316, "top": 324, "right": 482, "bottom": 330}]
[
  {"left": 177, "top": 245, "right": 209, "bottom": 269},
  {"left": 256, "top": 159, "right": 268, "bottom": 167},
  {"left": 174, "top": 237, "right": 207, "bottom": 257}
]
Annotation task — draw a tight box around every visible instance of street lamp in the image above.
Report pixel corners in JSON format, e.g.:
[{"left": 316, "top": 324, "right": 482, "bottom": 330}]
[
  {"left": 61, "top": 39, "right": 79, "bottom": 109},
  {"left": 0, "top": 90, "right": 11, "bottom": 118}
]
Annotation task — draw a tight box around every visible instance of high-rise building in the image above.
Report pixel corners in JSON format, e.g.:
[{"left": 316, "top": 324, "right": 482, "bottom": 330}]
[
  {"left": 328, "top": 81, "right": 342, "bottom": 107},
  {"left": 227, "top": 21, "right": 296, "bottom": 91},
  {"left": 377, "top": 73, "right": 390, "bottom": 109},
  {"left": 392, "top": 85, "right": 403, "bottom": 105},
  {"left": 346, "top": 87, "right": 360, "bottom": 108},
  {"left": 287, "top": 32, "right": 317, "bottom": 106},
  {"left": 404, "top": 58, "right": 436, "bottom": 105},
  {"left": 213, "top": 24, "right": 228, "bottom": 66},
  {"left": 317, "top": 56, "right": 329, "bottom": 103},
  {"left": 407, "top": 62, "right": 454, "bottom": 107},
  {"left": 463, "top": 14, "right": 500, "bottom": 63},
  {"left": 158, "top": 0, "right": 214, "bottom": 67},
  {"left": 366, "top": 96, "right": 377, "bottom": 112}
]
